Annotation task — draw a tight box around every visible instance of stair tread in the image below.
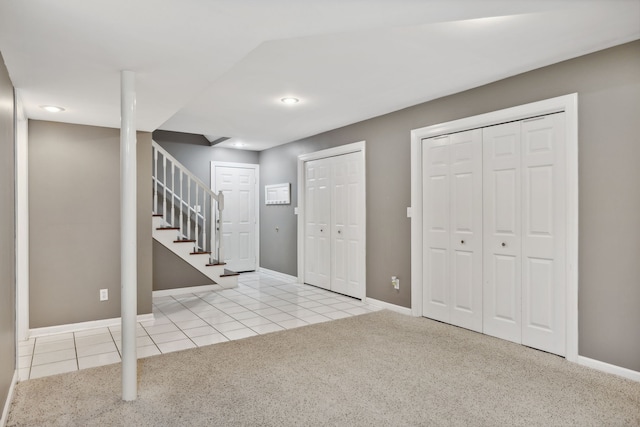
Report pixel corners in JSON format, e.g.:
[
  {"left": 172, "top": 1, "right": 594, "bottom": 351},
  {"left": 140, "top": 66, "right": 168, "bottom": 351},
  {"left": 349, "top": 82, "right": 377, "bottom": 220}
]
[
  {"left": 174, "top": 239, "right": 196, "bottom": 243},
  {"left": 221, "top": 269, "right": 239, "bottom": 277},
  {"left": 156, "top": 227, "right": 179, "bottom": 230},
  {"left": 206, "top": 260, "right": 226, "bottom": 266},
  {"left": 190, "top": 251, "right": 211, "bottom": 255},
  {"left": 152, "top": 214, "right": 163, "bottom": 217}
]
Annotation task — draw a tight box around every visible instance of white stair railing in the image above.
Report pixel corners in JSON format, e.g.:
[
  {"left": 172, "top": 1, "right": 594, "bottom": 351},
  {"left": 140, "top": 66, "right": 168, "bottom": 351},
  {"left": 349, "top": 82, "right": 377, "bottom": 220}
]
[{"left": 152, "top": 141, "right": 224, "bottom": 264}]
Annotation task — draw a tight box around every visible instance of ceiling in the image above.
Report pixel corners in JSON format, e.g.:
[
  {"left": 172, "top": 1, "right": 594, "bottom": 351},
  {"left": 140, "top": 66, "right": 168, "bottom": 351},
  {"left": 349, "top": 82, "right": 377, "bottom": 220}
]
[{"left": 0, "top": 1, "right": 638, "bottom": 151}]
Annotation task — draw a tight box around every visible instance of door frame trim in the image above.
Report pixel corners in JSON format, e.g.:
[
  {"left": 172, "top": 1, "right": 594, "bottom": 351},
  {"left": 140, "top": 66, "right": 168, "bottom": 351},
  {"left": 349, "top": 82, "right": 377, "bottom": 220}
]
[
  {"left": 297, "top": 141, "right": 366, "bottom": 299},
  {"left": 410, "top": 93, "right": 578, "bottom": 362},
  {"left": 211, "top": 161, "right": 260, "bottom": 272}
]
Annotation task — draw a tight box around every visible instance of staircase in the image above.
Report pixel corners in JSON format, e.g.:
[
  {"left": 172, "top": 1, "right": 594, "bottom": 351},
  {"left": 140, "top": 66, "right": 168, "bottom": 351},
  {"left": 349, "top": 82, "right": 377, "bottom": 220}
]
[{"left": 152, "top": 141, "right": 238, "bottom": 289}]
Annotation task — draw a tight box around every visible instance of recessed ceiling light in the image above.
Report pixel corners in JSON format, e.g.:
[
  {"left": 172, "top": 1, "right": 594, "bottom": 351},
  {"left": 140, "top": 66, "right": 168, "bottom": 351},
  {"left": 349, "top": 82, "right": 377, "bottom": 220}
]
[
  {"left": 280, "top": 97, "right": 299, "bottom": 105},
  {"left": 233, "top": 142, "right": 246, "bottom": 148},
  {"left": 40, "top": 105, "right": 65, "bottom": 113}
]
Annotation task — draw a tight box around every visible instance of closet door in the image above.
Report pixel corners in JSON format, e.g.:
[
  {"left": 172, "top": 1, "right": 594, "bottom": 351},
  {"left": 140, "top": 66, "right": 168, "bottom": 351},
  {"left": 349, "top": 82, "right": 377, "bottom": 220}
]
[
  {"left": 331, "top": 151, "right": 364, "bottom": 298},
  {"left": 449, "top": 130, "right": 483, "bottom": 332},
  {"left": 304, "top": 158, "right": 331, "bottom": 289},
  {"left": 422, "top": 130, "right": 482, "bottom": 329},
  {"left": 483, "top": 122, "right": 522, "bottom": 344},
  {"left": 521, "top": 113, "right": 566, "bottom": 356},
  {"left": 422, "top": 135, "right": 451, "bottom": 323}
]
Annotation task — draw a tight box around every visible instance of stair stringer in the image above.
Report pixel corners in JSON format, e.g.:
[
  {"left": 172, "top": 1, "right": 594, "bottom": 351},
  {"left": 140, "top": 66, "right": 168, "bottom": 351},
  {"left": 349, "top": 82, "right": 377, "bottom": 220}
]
[{"left": 152, "top": 216, "right": 238, "bottom": 288}]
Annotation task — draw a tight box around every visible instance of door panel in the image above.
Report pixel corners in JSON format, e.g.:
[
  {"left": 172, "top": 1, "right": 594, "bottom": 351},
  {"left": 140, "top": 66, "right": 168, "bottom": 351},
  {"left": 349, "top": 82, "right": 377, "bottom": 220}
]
[
  {"left": 331, "top": 157, "right": 348, "bottom": 293},
  {"left": 214, "top": 165, "right": 257, "bottom": 272},
  {"left": 423, "top": 130, "right": 482, "bottom": 331},
  {"left": 331, "top": 151, "right": 364, "bottom": 298},
  {"left": 521, "top": 113, "right": 566, "bottom": 355},
  {"left": 483, "top": 122, "right": 522, "bottom": 344},
  {"left": 423, "top": 136, "right": 451, "bottom": 322},
  {"left": 304, "top": 159, "right": 331, "bottom": 289},
  {"left": 449, "top": 129, "right": 483, "bottom": 332}
]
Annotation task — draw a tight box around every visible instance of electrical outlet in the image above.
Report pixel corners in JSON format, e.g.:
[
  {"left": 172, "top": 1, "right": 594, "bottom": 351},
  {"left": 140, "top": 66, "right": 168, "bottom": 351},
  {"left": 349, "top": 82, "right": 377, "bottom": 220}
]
[
  {"left": 392, "top": 276, "right": 399, "bottom": 290},
  {"left": 100, "top": 289, "right": 109, "bottom": 301}
]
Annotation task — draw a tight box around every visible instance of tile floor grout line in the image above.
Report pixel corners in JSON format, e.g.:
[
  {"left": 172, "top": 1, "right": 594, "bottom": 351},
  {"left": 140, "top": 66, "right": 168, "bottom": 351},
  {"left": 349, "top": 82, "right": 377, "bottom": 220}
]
[
  {"left": 108, "top": 326, "right": 122, "bottom": 359},
  {"left": 149, "top": 300, "right": 199, "bottom": 351},
  {"left": 73, "top": 332, "right": 79, "bottom": 372}
]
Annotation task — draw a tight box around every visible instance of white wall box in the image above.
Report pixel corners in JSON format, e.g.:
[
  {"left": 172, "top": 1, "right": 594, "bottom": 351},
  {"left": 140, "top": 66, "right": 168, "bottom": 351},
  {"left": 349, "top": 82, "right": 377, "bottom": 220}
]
[
  {"left": 265, "top": 183, "right": 291, "bottom": 205},
  {"left": 411, "top": 94, "right": 578, "bottom": 360}
]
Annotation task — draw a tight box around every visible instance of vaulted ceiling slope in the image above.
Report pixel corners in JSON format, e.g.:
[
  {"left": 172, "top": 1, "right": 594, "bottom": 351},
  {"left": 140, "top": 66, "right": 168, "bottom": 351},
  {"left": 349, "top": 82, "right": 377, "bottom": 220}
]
[{"left": 1, "top": 1, "right": 638, "bottom": 150}]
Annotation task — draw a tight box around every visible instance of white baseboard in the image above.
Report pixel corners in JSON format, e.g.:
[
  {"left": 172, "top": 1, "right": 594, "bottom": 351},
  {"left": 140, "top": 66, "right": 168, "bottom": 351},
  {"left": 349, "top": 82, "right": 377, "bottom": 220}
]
[
  {"left": 1, "top": 371, "right": 17, "bottom": 427},
  {"left": 577, "top": 355, "right": 640, "bottom": 382},
  {"left": 364, "top": 297, "right": 412, "bottom": 316},
  {"left": 153, "top": 284, "right": 224, "bottom": 298},
  {"left": 28, "top": 313, "right": 155, "bottom": 339},
  {"left": 258, "top": 268, "right": 298, "bottom": 283}
]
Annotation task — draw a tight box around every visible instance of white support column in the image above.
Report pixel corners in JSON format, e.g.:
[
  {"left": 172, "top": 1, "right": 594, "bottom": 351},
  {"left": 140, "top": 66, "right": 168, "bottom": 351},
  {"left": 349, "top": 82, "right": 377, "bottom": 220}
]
[
  {"left": 120, "top": 70, "right": 137, "bottom": 401},
  {"left": 15, "top": 92, "right": 30, "bottom": 343}
]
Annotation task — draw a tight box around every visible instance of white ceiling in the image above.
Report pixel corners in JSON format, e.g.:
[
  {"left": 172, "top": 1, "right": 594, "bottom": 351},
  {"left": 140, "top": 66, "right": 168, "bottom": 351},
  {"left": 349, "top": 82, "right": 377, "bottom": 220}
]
[{"left": 0, "top": 1, "right": 638, "bottom": 151}]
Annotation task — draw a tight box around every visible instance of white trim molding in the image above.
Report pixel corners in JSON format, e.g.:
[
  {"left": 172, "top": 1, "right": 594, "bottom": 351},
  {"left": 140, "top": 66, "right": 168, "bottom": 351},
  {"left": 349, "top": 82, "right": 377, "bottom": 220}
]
[
  {"left": 297, "top": 141, "right": 367, "bottom": 298},
  {"left": 1, "top": 371, "right": 17, "bottom": 427},
  {"left": 577, "top": 356, "right": 640, "bottom": 383},
  {"left": 410, "top": 93, "right": 579, "bottom": 362},
  {"left": 28, "top": 313, "right": 155, "bottom": 339},
  {"left": 364, "top": 298, "right": 413, "bottom": 316},
  {"left": 211, "top": 161, "right": 260, "bottom": 271}
]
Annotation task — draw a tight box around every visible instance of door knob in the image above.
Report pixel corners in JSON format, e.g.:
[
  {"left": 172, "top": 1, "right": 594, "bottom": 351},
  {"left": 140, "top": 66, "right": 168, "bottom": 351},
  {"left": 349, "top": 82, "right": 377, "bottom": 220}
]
[
  {"left": 460, "top": 240, "right": 465, "bottom": 244},
  {"left": 501, "top": 242, "right": 506, "bottom": 247},
  {"left": 338, "top": 230, "right": 342, "bottom": 234},
  {"left": 320, "top": 229, "right": 324, "bottom": 232}
]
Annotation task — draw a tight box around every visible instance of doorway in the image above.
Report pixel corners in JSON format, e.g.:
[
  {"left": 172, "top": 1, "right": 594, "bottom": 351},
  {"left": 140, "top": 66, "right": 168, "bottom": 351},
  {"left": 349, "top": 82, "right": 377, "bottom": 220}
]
[
  {"left": 297, "top": 142, "right": 366, "bottom": 300},
  {"left": 411, "top": 94, "right": 579, "bottom": 361},
  {"left": 211, "top": 162, "right": 259, "bottom": 272}
]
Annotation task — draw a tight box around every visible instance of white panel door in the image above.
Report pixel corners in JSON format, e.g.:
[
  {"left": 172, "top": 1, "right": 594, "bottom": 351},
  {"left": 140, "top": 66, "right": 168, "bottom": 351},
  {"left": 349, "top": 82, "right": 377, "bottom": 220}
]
[
  {"left": 422, "top": 130, "right": 482, "bottom": 331},
  {"left": 213, "top": 165, "right": 257, "bottom": 272},
  {"left": 304, "top": 158, "right": 331, "bottom": 289},
  {"left": 331, "top": 151, "right": 364, "bottom": 299},
  {"left": 449, "top": 129, "right": 483, "bottom": 332},
  {"left": 521, "top": 113, "right": 566, "bottom": 355},
  {"left": 483, "top": 122, "right": 522, "bottom": 344},
  {"left": 422, "top": 135, "right": 451, "bottom": 323}
]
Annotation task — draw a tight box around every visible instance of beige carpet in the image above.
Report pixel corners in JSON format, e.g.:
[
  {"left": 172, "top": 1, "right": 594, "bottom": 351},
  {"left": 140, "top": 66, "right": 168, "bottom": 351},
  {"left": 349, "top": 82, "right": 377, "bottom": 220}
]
[{"left": 8, "top": 310, "right": 640, "bottom": 426}]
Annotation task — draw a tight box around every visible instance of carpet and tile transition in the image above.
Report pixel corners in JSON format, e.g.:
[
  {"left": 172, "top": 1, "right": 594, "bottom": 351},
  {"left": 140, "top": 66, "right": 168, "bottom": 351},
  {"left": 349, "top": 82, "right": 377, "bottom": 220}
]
[{"left": 8, "top": 311, "right": 640, "bottom": 426}]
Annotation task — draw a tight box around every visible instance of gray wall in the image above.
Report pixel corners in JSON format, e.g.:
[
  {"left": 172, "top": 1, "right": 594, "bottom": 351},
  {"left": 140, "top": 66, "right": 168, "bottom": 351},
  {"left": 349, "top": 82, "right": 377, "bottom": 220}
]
[
  {"left": 259, "top": 40, "right": 640, "bottom": 372},
  {"left": 153, "top": 240, "right": 213, "bottom": 291},
  {"left": 29, "top": 121, "right": 152, "bottom": 328},
  {"left": 153, "top": 130, "right": 259, "bottom": 185},
  {"left": 0, "top": 52, "right": 16, "bottom": 419}
]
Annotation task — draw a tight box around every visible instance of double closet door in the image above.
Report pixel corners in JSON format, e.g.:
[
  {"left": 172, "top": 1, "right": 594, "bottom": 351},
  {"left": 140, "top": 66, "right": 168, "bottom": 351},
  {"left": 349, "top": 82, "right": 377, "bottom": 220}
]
[
  {"left": 304, "top": 152, "right": 364, "bottom": 299},
  {"left": 423, "top": 113, "right": 566, "bottom": 356}
]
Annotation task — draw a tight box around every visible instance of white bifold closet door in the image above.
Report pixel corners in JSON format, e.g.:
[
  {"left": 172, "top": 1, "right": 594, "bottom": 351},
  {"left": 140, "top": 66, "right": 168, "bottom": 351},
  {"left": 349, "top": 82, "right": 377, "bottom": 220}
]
[
  {"left": 422, "top": 112, "right": 566, "bottom": 356},
  {"left": 483, "top": 113, "right": 566, "bottom": 355},
  {"left": 304, "top": 151, "right": 364, "bottom": 299},
  {"left": 423, "top": 129, "right": 483, "bottom": 332},
  {"left": 483, "top": 114, "right": 566, "bottom": 355}
]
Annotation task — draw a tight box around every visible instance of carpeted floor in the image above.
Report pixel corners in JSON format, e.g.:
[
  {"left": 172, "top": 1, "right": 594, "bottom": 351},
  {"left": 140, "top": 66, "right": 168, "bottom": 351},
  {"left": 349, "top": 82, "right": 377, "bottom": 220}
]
[{"left": 8, "top": 310, "right": 640, "bottom": 426}]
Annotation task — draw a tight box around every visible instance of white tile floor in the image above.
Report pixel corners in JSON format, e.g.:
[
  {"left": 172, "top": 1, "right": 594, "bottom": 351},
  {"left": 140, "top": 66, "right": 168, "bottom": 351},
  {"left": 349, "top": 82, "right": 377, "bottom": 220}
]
[{"left": 18, "top": 271, "right": 381, "bottom": 381}]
